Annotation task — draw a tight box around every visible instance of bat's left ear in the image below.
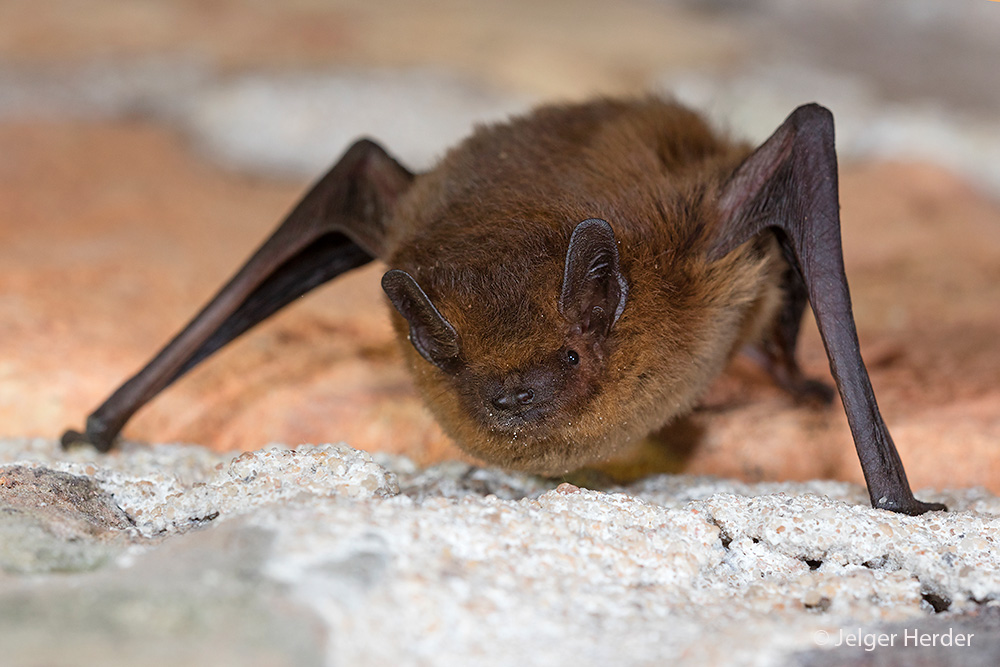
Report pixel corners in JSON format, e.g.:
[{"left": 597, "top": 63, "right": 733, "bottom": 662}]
[{"left": 559, "top": 218, "right": 628, "bottom": 338}]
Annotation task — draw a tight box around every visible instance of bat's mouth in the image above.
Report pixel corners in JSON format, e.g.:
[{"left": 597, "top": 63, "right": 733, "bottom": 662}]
[{"left": 484, "top": 402, "right": 560, "bottom": 435}]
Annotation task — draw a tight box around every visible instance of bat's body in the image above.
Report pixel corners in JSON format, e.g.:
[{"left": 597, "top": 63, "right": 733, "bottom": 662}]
[
  {"left": 387, "top": 100, "right": 780, "bottom": 473},
  {"left": 63, "top": 97, "right": 945, "bottom": 515}
]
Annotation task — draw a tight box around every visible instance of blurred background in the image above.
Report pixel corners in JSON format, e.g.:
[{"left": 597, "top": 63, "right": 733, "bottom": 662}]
[{"left": 2, "top": 0, "right": 1000, "bottom": 489}]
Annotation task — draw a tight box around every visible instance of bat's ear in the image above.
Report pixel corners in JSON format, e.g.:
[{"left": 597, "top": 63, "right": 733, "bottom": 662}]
[
  {"left": 559, "top": 218, "right": 628, "bottom": 338},
  {"left": 382, "top": 269, "right": 461, "bottom": 371}
]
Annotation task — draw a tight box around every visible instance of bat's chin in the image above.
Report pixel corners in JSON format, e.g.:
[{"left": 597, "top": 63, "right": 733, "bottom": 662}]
[
  {"left": 434, "top": 399, "right": 628, "bottom": 476},
  {"left": 422, "top": 377, "right": 615, "bottom": 474},
  {"left": 485, "top": 405, "right": 555, "bottom": 434}
]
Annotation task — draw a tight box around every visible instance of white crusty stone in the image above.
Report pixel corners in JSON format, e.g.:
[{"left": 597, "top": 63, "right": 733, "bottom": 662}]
[{"left": 2, "top": 438, "right": 1000, "bottom": 666}]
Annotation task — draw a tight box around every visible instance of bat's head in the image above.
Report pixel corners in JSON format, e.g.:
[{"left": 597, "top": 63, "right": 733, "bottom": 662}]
[{"left": 382, "top": 218, "right": 640, "bottom": 474}]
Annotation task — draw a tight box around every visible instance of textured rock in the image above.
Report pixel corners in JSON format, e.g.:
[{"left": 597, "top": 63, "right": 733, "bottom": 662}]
[
  {"left": 10, "top": 440, "right": 397, "bottom": 537},
  {"left": 3, "top": 0, "right": 999, "bottom": 493},
  {"left": 0, "top": 465, "right": 132, "bottom": 573},
  {"left": 2, "top": 439, "right": 1000, "bottom": 665},
  {"left": 0, "top": 519, "right": 326, "bottom": 667}
]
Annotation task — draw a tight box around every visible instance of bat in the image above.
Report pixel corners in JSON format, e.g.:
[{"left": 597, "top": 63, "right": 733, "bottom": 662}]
[{"left": 61, "top": 97, "right": 945, "bottom": 515}]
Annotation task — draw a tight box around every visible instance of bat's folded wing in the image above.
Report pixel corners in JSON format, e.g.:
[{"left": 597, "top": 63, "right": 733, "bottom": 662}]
[
  {"left": 62, "top": 139, "right": 413, "bottom": 452},
  {"left": 709, "top": 104, "right": 945, "bottom": 515}
]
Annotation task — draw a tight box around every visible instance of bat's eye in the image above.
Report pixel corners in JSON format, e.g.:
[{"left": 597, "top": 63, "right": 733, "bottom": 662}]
[{"left": 566, "top": 349, "right": 580, "bottom": 365}]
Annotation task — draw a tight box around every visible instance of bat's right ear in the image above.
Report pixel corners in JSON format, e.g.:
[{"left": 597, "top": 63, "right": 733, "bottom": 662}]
[
  {"left": 559, "top": 218, "right": 629, "bottom": 339},
  {"left": 382, "top": 269, "right": 461, "bottom": 371}
]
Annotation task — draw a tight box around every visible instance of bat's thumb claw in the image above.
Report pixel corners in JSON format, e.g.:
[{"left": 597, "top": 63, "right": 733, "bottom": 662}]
[
  {"left": 877, "top": 495, "right": 947, "bottom": 515},
  {"left": 920, "top": 501, "right": 948, "bottom": 513},
  {"left": 60, "top": 427, "right": 114, "bottom": 453},
  {"left": 904, "top": 499, "right": 948, "bottom": 515},
  {"left": 60, "top": 429, "right": 88, "bottom": 449}
]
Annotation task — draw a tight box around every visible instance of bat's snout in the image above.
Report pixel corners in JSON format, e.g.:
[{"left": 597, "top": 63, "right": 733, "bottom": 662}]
[
  {"left": 479, "top": 367, "right": 561, "bottom": 432},
  {"left": 491, "top": 388, "right": 535, "bottom": 410}
]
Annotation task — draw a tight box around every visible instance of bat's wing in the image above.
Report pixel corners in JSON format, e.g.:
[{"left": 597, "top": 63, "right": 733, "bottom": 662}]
[
  {"left": 62, "top": 139, "right": 414, "bottom": 452},
  {"left": 709, "top": 104, "right": 944, "bottom": 515}
]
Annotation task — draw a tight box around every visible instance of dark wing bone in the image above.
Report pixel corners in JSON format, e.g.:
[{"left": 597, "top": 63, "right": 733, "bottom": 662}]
[
  {"left": 709, "top": 104, "right": 944, "bottom": 515},
  {"left": 62, "top": 139, "right": 413, "bottom": 451}
]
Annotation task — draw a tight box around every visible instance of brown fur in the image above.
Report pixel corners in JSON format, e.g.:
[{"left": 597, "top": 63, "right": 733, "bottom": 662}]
[{"left": 384, "top": 97, "right": 786, "bottom": 475}]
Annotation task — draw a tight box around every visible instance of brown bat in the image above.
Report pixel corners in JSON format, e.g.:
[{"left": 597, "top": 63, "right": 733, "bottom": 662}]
[{"left": 62, "top": 97, "right": 944, "bottom": 515}]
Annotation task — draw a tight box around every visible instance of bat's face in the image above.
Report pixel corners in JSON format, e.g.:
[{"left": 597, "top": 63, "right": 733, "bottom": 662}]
[
  {"left": 381, "top": 222, "right": 627, "bottom": 473},
  {"left": 439, "top": 308, "right": 614, "bottom": 465}
]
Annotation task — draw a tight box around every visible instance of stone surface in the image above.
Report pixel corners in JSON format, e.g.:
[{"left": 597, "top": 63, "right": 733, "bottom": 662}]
[
  {"left": 0, "top": 518, "right": 327, "bottom": 667},
  {"left": 1, "top": 438, "right": 999, "bottom": 666},
  {"left": 2, "top": 0, "right": 999, "bottom": 493},
  {"left": 0, "top": 465, "right": 133, "bottom": 573}
]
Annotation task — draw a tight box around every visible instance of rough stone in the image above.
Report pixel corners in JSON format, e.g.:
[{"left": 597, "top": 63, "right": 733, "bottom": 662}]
[
  {"left": 2, "top": 439, "right": 1000, "bottom": 665},
  {"left": 0, "top": 465, "right": 133, "bottom": 573},
  {"left": 12, "top": 441, "right": 398, "bottom": 537},
  {"left": 0, "top": 518, "right": 326, "bottom": 667}
]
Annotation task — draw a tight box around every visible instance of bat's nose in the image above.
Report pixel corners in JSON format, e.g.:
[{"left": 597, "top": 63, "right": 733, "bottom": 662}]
[{"left": 491, "top": 388, "right": 535, "bottom": 411}]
